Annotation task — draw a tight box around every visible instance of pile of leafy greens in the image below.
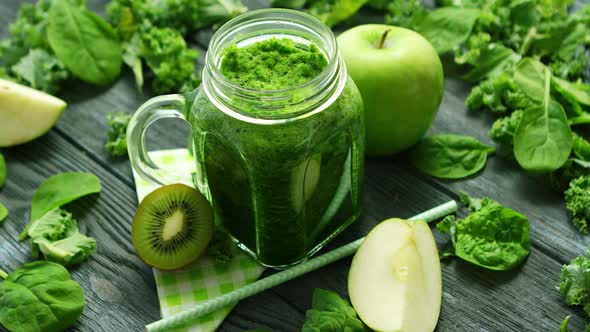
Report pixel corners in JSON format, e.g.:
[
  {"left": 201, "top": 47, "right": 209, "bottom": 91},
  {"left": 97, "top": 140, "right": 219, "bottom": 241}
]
[
  {"left": 0, "top": 0, "right": 247, "bottom": 96},
  {"left": 0, "top": 0, "right": 122, "bottom": 94},
  {"left": 373, "top": 0, "right": 590, "bottom": 235},
  {"left": 106, "top": 0, "right": 247, "bottom": 93}
]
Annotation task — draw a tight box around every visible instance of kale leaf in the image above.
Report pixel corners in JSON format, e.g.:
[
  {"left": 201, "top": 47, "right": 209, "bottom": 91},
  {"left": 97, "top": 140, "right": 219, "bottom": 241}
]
[
  {"left": 105, "top": 111, "right": 132, "bottom": 157},
  {"left": 565, "top": 175, "right": 590, "bottom": 234},
  {"left": 20, "top": 208, "right": 96, "bottom": 266}
]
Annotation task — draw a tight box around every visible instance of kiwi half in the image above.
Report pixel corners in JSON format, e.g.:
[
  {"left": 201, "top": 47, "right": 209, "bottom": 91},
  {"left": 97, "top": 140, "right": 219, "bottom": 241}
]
[{"left": 132, "top": 183, "right": 213, "bottom": 270}]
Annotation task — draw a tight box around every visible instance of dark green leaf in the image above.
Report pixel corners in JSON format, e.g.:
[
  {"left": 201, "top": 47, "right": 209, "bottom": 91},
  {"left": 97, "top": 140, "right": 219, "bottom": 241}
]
[
  {"left": 28, "top": 172, "right": 101, "bottom": 222},
  {"left": 450, "top": 203, "right": 530, "bottom": 270},
  {"left": 302, "top": 289, "right": 366, "bottom": 332},
  {"left": 514, "top": 70, "right": 572, "bottom": 173},
  {"left": 416, "top": 8, "right": 481, "bottom": 54},
  {"left": 409, "top": 134, "right": 495, "bottom": 179},
  {"left": 0, "top": 261, "right": 84, "bottom": 332},
  {"left": 47, "top": 0, "right": 122, "bottom": 85},
  {"left": 509, "top": 0, "right": 538, "bottom": 26}
]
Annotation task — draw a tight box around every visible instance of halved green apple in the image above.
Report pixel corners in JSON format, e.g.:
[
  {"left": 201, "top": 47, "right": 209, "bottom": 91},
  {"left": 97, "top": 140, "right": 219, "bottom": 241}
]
[
  {"left": 0, "top": 79, "right": 67, "bottom": 147},
  {"left": 348, "top": 218, "right": 442, "bottom": 332}
]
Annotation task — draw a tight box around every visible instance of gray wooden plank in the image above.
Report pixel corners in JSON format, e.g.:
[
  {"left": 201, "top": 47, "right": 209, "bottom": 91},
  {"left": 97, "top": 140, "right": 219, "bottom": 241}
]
[{"left": 1, "top": 0, "right": 589, "bottom": 331}]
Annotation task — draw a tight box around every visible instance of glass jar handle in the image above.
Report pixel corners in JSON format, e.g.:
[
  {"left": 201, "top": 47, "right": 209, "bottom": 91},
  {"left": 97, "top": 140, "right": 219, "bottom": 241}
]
[{"left": 126, "top": 93, "right": 190, "bottom": 186}]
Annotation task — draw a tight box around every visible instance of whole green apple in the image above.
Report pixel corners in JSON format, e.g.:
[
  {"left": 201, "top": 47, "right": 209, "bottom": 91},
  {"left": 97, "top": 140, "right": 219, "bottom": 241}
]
[{"left": 338, "top": 24, "right": 444, "bottom": 156}]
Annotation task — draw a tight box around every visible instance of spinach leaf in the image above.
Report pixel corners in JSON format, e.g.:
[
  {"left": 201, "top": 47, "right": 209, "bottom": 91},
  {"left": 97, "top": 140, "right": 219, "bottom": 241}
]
[
  {"left": 463, "top": 44, "right": 521, "bottom": 82},
  {"left": 514, "top": 58, "right": 547, "bottom": 103},
  {"left": 0, "top": 261, "right": 85, "bottom": 332},
  {"left": 28, "top": 172, "right": 101, "bottom": 223},
  {"left": 573, "top": 134, "right": 590, "bottom": 161},
  {"left": 302, "top": 289, "right": 367, "bottom": 332},
  {"left": 22, "top": 208, "right": 96, "bottom": 266},
  {"left": 0, "top": 202, "right": 7, "bottom": 223},
  {"left": 409, "top": 134, "right": 495, "bottom": 179},
  {"left": 416, "top": 8, "right": 482, "bottom": 54},
  {"left": 514, "top": 69, "right": 573, "bottom": 173},
  {"left": 0, "top": 152, "right": 5, "bottom": 188},
  {"left": 47, "top": 0, "right": 122, "bottom": 85},
  {"left": 552, "top": 76, "right": 590, "bottom": 106},
  {"left": 438, "top": 194, "right": 530, "bottom": 270}
]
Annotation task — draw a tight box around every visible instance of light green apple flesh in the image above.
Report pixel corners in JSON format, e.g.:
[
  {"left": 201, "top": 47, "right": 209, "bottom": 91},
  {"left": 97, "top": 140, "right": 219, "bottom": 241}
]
[
  {"left": 0, "top": 79, "right": 67, "bottom": 147},
  {"left": 348, "top": 218, "right": 442, "bottom": 332},
  {"left": 337, "top": 24, "right": 444, "bottom": 156}
]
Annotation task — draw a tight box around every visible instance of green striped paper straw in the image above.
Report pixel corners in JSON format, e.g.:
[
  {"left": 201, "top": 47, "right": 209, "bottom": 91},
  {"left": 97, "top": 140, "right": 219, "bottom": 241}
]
[{"left": 145, "top": 200, "right": 457, "bottom": 332}]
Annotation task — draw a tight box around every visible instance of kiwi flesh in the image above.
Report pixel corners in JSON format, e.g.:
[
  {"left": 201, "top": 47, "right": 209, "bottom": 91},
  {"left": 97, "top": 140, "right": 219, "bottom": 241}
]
[{"left": 132, "top": 183, "right": 213, "bottom": 270}]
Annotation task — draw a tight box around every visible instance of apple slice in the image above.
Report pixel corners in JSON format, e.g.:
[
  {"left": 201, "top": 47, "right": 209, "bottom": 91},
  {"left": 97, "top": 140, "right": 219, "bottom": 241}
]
[
  {"left": 0, "top": 79, "right": 67, "bottom": 147},
  {"left": 348, "top": 218, "right": 441, "bottom": 332}
]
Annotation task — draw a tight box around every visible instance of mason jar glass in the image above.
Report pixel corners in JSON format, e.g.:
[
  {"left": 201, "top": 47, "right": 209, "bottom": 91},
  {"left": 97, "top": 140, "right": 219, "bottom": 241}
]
[{"left": 128, "top": 9, "right": 365, "bottom": 268}]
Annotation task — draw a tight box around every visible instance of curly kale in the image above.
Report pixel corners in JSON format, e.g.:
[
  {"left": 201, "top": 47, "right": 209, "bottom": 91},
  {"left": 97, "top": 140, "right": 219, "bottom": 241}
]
[
  {"left": 11, "top": 49, "right": 69, "bottom": 94},
  {"left": 107, "top": 0, "right": 246, "bottom": 93},
  {"left": 565, "top": 175, "right": 590, "bottom": 234},
  {"left": 139, "top": 26, "right": 201, "bottom": 94},
  {"left": 488, "top": 109, "right": 523, "bottom": 153},
  {"left": 105, "top": 111, "right": 132, "bottom": 157},
  {"left": 384, "top": 0, "right": 428, "bottom": 29},
  {"left": 466, "top": 73, "right": 531, "bottom": 114},
  {"left": 560, "top": 251, "right": 590, "bottom": 324}
]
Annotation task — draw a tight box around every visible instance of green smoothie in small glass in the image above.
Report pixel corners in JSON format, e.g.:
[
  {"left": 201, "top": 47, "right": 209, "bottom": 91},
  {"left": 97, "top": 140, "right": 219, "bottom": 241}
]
[{"left": 127, "top": 9, "right": 365, "bottom": 268}]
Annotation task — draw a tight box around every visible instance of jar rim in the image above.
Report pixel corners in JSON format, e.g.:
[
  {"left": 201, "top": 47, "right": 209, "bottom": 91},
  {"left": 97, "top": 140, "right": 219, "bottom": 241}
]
[{"left": 202, "top": 8, "right": 346, "bottom": 124}]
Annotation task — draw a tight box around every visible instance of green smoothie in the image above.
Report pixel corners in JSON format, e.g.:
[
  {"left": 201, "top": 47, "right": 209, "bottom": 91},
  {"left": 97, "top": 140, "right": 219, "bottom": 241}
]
[{"left": 190, "top": 37, "right": 364, "bottom": 267}]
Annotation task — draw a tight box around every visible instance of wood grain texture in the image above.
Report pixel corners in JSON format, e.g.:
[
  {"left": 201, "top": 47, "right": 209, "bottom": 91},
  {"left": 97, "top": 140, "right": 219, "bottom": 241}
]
[{"left": 1, "top": 0, "right": 589, "bottom": 331}]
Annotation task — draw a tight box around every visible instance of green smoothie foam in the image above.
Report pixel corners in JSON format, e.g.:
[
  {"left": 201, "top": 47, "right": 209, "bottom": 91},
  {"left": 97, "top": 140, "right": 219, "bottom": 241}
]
[{"left": 191, "top": 37, "right": 364, "bottom": 267}]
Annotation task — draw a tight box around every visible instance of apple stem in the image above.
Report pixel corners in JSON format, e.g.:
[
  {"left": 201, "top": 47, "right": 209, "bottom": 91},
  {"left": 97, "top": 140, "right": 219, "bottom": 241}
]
[{"left": 378, "top": 29, "right": 391, "bottom": 49}]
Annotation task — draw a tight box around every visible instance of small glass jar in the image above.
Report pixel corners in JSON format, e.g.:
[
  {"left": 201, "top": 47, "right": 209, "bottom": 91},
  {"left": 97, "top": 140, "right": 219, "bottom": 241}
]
[{"left": 128, "top": 9, "right": 365, "bottom": 268}]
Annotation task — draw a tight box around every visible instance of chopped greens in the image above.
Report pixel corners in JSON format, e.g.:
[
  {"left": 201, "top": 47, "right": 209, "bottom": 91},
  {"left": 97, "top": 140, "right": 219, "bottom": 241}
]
[
  {"left": 560, "top": 251, "right": 590, "bottom": 331},
  {"left": 565, "top": 175, "right": 590, "bottom": 233}
]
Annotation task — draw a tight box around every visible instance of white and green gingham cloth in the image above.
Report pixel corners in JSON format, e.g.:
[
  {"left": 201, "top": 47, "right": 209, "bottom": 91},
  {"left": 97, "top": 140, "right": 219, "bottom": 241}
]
[{"left": 132, "top": 149, "right": 265, "bottom": 332}]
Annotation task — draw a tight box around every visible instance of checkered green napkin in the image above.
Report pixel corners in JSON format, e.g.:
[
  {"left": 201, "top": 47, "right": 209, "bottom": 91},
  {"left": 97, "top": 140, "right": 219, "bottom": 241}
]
[{"left": 132, "top": 149, "right": 265, "bottom": 332}]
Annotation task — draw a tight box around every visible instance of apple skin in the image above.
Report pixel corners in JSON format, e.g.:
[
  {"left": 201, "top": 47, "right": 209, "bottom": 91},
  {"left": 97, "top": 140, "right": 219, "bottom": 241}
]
[
  {"left": 337, "top": 24, "right": 444, "bottom": 156},
  {"left": 348, "top": 218, "right": 442, "bottom": 332},
  {"left": 0, "top": 79, "right": 66, "bottom": 147}
]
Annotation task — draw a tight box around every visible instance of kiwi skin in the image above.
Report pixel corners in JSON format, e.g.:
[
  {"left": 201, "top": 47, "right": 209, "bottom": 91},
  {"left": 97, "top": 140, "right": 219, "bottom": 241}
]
[{"left": 132, "top": 183, "right": 214, "bottom": 270}]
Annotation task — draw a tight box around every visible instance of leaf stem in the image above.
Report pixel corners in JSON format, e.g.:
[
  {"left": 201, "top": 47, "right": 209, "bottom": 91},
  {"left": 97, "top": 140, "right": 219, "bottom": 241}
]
[
  {"left": 0, "top": 269, "right": 7, "bottom": 280},
  {"left": 543, "top": 68, "right": 551, "bottom": 109},
  {"left": 378, "top": 29, "right": 392, "bottom": 49},
  {"left": 518, "top": 27, "right": 537, "bottom": 56}
]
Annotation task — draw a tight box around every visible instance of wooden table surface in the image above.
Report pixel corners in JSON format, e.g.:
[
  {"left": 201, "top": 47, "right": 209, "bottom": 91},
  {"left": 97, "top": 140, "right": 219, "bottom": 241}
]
[{"left": 1, "top": 0, "right": 589, "bottom": 331}]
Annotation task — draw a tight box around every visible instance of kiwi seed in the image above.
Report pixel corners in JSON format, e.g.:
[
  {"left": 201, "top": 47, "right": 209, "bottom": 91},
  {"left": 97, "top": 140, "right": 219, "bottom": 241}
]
[{"left": 132, "top": 183, "right": 213, "bottom": 270}]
